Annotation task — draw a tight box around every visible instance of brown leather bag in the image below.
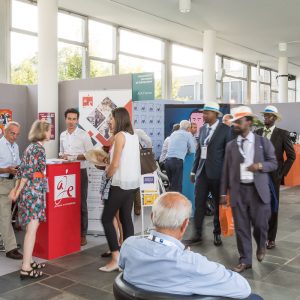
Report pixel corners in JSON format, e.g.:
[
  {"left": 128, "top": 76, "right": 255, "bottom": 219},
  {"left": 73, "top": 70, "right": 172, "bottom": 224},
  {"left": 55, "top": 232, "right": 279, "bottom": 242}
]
[{"left": 140, "top": 144, "right": 157, "bottom": 175}]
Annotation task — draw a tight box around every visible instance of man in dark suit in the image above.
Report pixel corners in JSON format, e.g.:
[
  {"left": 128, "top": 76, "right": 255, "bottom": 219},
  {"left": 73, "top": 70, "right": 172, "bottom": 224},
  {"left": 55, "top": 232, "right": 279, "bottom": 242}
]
[
  {"left": 188, "top": 102, "right": 232, "bottom": 247},
  {"left": 255, "top": 105, "right": 295, "bottom": 249},
  {"left": 220, "top": 106, "right": 277, "bottom": 273}
]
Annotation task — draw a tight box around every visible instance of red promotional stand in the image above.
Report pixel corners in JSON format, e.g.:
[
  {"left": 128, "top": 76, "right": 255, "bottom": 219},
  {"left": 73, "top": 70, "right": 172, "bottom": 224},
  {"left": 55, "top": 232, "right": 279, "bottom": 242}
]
[
  {"left": 33, "top": 161, "right": 81, "bottom": 259},
  {"left": 284, "top": 144, "right": 300, "bottom": 187}
]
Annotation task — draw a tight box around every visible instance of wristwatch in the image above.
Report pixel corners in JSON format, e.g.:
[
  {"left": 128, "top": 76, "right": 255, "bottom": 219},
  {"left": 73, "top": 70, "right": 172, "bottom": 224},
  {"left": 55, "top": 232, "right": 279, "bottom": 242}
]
[{"left": 257, "top": 162, "right": 263, "bottom": 170}]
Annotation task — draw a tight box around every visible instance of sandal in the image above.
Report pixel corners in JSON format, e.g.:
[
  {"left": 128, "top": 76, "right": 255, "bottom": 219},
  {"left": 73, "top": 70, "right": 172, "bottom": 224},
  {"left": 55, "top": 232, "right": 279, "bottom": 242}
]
[
  {"left": 20, "top": 269, "right": 43, "bottom": 280},
  {"left": 31, "top": 261, "right": 46, "bottom": 269}
]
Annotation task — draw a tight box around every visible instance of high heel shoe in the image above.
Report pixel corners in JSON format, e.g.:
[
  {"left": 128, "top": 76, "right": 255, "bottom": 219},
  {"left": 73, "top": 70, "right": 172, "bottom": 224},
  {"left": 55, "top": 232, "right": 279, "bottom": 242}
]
[{"left": 98, "top": 263, "right": 119, "bottom": 272}]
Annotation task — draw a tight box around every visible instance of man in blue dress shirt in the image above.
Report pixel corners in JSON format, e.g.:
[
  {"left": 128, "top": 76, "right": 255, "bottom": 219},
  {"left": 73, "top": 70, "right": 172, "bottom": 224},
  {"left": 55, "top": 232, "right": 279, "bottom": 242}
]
[
  {"left": 165, "top": 120, "right": 195, "bottom": 193},
  {"left": 0, "top": 122, "right": 23, "bottom": 259},
  {"left": 119, "top": 192, "right": 253, "bottom": 299}
]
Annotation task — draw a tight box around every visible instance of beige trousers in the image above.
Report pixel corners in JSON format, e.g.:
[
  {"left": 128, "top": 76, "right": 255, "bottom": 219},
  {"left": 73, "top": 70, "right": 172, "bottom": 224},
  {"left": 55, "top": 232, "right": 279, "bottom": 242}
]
[{"left": 0, "top": 178, "right": 17, "bottom": 253}]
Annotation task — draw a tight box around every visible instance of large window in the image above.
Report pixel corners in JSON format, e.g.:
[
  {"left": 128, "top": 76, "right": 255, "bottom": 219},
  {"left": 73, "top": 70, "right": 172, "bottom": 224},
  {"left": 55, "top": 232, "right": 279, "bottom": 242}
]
[
  {"left": 119, "top": 29, "right": 165, "bottom": 98},
  {"left": 171, "top": 44, "right": 203, "bottom": 101},
  {"left": 223, "top": 58, "right": 248, "bottom": 104}
]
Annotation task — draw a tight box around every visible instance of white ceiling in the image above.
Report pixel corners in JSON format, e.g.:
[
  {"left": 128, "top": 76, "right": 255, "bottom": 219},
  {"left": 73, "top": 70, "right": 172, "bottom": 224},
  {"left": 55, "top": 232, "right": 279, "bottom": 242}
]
[{"left": 59, "top": 0, "right": 300, "bottom": 75}]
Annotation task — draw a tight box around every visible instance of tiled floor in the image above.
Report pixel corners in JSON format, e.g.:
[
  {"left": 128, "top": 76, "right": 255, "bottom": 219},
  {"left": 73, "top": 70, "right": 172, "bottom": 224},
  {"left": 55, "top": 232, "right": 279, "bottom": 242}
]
[{"left": 0, "top": 187, "right": 300, "bottom": 299}]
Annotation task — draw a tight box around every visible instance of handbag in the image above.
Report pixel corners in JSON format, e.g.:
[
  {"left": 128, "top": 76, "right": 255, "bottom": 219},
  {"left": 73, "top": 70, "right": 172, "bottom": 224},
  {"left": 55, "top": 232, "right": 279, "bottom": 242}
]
[
  {"left": 140, "top": 143, "right": 157, "bottom": 175},
  {"left": 219, "top": 195, "right": 234, "bottom": 237}
]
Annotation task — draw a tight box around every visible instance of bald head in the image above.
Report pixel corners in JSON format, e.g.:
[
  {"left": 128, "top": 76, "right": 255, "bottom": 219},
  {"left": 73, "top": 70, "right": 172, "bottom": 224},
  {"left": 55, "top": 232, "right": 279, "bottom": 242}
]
[{"left": 152, "top": 192, "right": 192, "bottom": 230}]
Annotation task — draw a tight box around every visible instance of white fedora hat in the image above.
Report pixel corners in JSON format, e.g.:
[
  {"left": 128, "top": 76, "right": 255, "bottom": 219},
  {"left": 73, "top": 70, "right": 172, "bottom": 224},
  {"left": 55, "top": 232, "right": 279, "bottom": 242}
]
[
  {"left": 201, "top": 101, "right": 223, "bottom": 117},
  {"left": 231, "top": 106, "right": 257, "bottom": 122},
  {"left": 261, "top": 105, "right": 282, "bottom": 121},
  {"left": 84, "top": 149, "right": 109, "bottom": 166}
]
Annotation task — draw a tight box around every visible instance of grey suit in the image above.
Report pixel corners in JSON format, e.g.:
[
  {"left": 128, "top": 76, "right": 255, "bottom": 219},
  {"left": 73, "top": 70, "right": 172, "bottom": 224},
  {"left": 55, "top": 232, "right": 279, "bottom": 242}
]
[{"left": 221, "top": 134, "right": 277, "bottom": 264}]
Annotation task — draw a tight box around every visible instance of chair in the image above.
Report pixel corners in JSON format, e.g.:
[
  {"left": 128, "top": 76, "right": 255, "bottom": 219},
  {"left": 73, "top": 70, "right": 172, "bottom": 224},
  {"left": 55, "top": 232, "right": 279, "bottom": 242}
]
[{"left": 113, "top": 273, "right": 236, "bottom": 300}]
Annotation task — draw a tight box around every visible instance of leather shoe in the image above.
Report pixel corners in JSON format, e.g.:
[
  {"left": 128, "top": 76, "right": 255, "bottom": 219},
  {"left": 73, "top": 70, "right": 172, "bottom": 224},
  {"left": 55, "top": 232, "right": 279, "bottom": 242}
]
[
  {"left": 182, "top": 236, "right": 202, "bottom": 245},
  {"left": 6, "top": 248, "right": 23, "bottom": 260},
  {"left": 256, "top": 249, "right": 266, "bottom": 262},
  {"left": 266, "top": 240, "right": 276, "bottom": 249},
  {"left": 232, "top": 263, "right": 252, "bottom": 273},
  {"left": 214, "top": 234, "right": 222, "bottom": 247},
  {"left": 80, "top": 236, "right": 87, "bottom": 246}
]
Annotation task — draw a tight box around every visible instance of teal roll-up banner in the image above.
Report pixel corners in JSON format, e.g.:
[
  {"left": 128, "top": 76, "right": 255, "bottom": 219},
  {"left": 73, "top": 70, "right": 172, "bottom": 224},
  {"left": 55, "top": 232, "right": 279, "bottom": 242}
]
[{"left": 132, "top": 72, "right": 155, "bottom": 101}]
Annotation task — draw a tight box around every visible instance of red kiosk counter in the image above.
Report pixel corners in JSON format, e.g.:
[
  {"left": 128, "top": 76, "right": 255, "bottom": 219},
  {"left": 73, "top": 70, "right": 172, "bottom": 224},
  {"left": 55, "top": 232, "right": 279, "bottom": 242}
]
[{"left": 33, "top": 161, "right": 81, "bottom": 259}]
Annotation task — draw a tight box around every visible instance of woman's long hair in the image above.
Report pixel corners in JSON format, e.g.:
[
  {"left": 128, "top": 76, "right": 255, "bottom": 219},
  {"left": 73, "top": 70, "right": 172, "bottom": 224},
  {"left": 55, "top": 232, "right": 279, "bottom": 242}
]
[{"left": 111, "top": 107, "right": 134, "bottom": 135}]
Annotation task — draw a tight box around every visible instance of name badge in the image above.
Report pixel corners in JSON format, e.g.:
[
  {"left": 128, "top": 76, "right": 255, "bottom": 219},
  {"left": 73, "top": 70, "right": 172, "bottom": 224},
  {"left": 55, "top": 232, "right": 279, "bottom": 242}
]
[
  {"left": 240, "top": 163, "right": 254, "bottom": 181},
  {"left": 201, "top": 146, "right": 207, "bottom": 159}
]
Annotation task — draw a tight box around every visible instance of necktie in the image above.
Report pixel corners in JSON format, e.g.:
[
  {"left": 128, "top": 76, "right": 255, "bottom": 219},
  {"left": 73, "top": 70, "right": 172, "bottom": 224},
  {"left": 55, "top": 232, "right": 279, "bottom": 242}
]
[
  {"left": 263, "top": 129, "right": 271, "bottom": 138},
  {"left": 204, "top": 127, "right": 212, "bottom": 145},
  {"left": 240, "top": 138, "right": 247, "bottom": 151}
]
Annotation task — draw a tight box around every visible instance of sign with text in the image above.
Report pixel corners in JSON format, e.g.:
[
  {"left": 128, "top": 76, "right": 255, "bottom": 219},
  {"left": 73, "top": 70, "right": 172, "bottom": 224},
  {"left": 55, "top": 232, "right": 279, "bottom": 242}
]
[
  {"left": 54, "top": 174, "right": 76, "bottom": 207},
  {"left": 132, "top": 72, "right": 155, "bottom": 101},
  {"left": 0, "top": 109, "right": 12, "bottom": 137},
  {"left": 38, "top": 112, "right": 55, "bottom": 140}
]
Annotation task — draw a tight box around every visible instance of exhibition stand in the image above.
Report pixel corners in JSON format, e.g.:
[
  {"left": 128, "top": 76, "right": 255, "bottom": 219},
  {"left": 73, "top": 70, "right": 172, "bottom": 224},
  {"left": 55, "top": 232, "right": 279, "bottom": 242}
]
[
  {"left": 284, "top": 144, "right": 300, "bottom": 186},
  {"left": 33, "top": 161, "right": 81, "bottom": 259}
]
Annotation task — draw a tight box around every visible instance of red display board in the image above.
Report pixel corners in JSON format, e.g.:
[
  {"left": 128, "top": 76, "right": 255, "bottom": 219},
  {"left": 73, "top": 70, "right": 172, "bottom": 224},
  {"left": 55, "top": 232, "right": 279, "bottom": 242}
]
[{"left": 33, "top": 162, "right": 81, "bottom": 259}]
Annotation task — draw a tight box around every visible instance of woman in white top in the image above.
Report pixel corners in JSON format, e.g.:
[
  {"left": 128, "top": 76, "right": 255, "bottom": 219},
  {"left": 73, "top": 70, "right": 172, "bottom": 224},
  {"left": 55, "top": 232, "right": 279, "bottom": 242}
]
[{"left": 99, "top": 107, "right": 141, "bottom": 272}]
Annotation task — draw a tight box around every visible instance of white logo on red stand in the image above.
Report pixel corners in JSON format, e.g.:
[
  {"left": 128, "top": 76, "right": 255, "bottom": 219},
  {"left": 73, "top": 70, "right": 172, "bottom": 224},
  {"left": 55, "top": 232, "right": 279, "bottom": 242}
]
[{"left": 54, "top": 174, "right": 76, "bottom": 207}]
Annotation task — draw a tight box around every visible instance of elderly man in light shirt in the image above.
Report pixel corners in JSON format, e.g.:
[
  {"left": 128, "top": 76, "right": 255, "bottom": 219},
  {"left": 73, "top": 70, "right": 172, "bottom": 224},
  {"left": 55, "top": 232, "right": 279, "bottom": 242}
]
[
  {"left": 165, "top": 120, "right": 195, "bottom": 193},
  {"left": 60, "top": 108, "right": 93, "bottom": 246},
  {"left": 0, "top": 122, "right": 23, "bottom": 259},
  {"left": 119, "top": 192, "right": 259, "bottom": 299}
]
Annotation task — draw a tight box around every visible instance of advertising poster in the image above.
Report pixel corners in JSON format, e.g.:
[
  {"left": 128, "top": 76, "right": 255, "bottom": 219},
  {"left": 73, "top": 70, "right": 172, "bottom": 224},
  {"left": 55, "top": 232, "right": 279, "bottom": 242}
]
[
  {"left": 133, "top": 101, "right": 164, "bottom": 159},
  {"left": 132, "top": 72, "right": 155, "bottom": 101},
  {"left": 79, "top": 89, "right": 132, "bottom": 234},
  {"left": 38, "top": 112, "right": 55, "bottom": 140},
  {"left": 0, "top": 109, "right": 12, "bottom": 137}
]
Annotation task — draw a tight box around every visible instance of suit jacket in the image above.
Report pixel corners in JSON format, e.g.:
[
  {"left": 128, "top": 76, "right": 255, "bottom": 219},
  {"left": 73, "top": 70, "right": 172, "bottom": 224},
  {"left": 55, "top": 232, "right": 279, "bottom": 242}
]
[
  {"left": 192, "top": 122, "right": 232, "bottom": 179},
  {"left": 220, "top": 134, "right": 277, "bottom": 207},
  {"left": 256, "top": 127, "right": 295, "bottom": 182}
]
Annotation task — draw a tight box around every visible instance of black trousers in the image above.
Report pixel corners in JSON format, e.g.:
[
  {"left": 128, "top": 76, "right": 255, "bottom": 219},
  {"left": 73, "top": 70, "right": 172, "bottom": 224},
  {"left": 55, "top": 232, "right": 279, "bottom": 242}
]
[
  {"left": 102, "top": 186, "right": 136, "bottom": 252},
  {"left": 80, "top": 169, "right": 88, "bottom": 236},
  {"left": 194, "top": 168, "right": 221, "bottom": 236},
  {"left": 232, "top": 184, "right": 271, "bottom": 265},
  {"left": 268, "top": 176, "right": 281, "bottom": 241},
  {"left": 165, "top": 158, "right": 183, "bottom": 193}
]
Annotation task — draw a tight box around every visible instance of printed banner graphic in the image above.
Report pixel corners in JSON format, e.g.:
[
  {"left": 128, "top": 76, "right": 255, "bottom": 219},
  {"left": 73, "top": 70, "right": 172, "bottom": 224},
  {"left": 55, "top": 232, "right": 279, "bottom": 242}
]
[
  {"left": 0, "top": 109, "right": 12, "bottom": 137},
  {"left": 38, "top": 112, "right": 55, "bottom": 140},
  {"left": 54, "top": 174, "right": 76, "bottom": 208}
]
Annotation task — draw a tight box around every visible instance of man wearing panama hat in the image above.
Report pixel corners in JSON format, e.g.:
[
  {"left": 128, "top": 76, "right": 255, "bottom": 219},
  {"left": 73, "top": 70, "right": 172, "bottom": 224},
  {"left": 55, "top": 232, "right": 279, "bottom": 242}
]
[
  {"left": 220, "top": 106, "right": 277, "bottom": 273},
  {"left": 187, "top": 101, "right": 232, "bottom": 247},
  {"left": 255, "top": 105, "right": 295, "bottom": 250}
]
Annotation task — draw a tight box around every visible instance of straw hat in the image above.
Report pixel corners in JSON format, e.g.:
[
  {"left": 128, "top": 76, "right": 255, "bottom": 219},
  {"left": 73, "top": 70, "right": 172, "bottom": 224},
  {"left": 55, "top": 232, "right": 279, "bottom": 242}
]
[
  {"left": 84, "top": 149, "right": 109, "bottom": 166},
  {"left": 231, "top": 106, "right": 257, "bottom": 122},
  {"left": 260, "top": 105, "right": 282, "bottom": 121},
  {"left": 201, "top": 101, "right": 223, "bottom": 117}
]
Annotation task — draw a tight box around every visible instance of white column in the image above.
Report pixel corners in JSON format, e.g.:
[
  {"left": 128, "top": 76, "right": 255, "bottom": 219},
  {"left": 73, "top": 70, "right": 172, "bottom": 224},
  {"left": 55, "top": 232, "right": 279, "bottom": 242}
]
[
  {"left": 0, "top": 0, "right": 10, "bottom": 83},
  {"left": 203, "top": 30, "right": 216, "bottom": 102},
  {"left": 256, "top": 61, "right": 261, "bottom": 104},
  {"left": 278, "top": 56, "right": 288, "bottom": 103},
  {"left": 38, "top": 0, "right": 58, "bottom": 158}
]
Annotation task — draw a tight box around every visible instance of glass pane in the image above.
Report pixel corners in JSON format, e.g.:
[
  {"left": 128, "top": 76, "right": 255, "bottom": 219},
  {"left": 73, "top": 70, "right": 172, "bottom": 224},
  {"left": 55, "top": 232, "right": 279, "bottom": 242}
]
[
  {"left": 120, "top": 29, "right": 164, "bottom": 60},
  {"left": 216, "top": 55, "right": 222, "bottom": 73},
  {"left": 10, "top": 32, "right": 38, "bottom": 84},
  {"left": 271, "top": 71, "right": 278, "bottom": 91},
  {"left": 216, "top": 82, "right": 221, "bottom": 99},
  {"left": 172, "top": 66, "right": 202, "bottom": 101},
  {"left": 119, "top": 54, "right": 163, "bottom": 99},
  {"left": 271, "top": 92, "right": 278, "bottom": 103},
  {"left": 252, "top": 83, "right": 270, "bottom": 104},
  {"left": 89, "top": 20, "right": 115, "bottom": 60},
  {"left": 223, "top": 77, "right": 247, "bottom": 104},
  {"left": 90, "top": 60, "right": 113, "bottom": 77},
  {"left": 224, "top": 58, "right": 247, "bottom": 78},
  {"left": 288, "top": 79, "right": 296, "bottom": 89},
  {"left": 12, "top": 0, "right": 37, "bottom": 33},
  {"left": 288, "top": 90, "right": 296, "bottom": 102},
  {"left": 172, "top": 44, "right": 202, "bottom": 69},
  {"left": 252, "top": 66, "right": 270, "bottom": 83},
  {"left": 58, "top": 12, "right": 85, "bottom": 43},
  {"left": 58, "top": 42, "right": 84, "bottom": 80}
]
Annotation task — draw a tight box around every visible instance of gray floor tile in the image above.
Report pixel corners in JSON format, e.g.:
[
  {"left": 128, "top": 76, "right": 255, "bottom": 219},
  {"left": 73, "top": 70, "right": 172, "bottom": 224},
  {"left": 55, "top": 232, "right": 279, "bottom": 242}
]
[
  {"left": 248, "top": 279, "right": 300, "bottom": 300},
  {"left": 280, "top": 264, "right": 300, "bottom": 275},
  {"left": 262, "top": 269, "right": 300, "bottom": 291},
  {"left": 242, "top": 261, "right": 281, "bottom": 281},
  {"left": 49, "top": 253, "right": 97, "bottom": 270},
  {"left": 48, "top": 292, "right": 84, "bottom": 300},
  {"left": 41, "top": 276, "right": 75, "bottom": 290},
  {"left": 0, "top": 283, "right": 61, "bottom": 300},
  {"left": 43, "top": 264, "right": 68, "bottom": 276},
  {"left": 285, "top": 254, "right": 300, "bottom": 268},
  {"left": 64, "top": 283, "right": 114, "bottom": 300},
  {"left": 60, "top": 262, "right": 119, "bottom": 290}
]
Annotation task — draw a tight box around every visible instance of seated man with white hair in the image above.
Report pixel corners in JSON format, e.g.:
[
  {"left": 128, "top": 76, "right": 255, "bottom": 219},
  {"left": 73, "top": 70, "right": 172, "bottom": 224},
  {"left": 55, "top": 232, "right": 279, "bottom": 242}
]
[
  {"left": 119, "top": 192, "right": 255, "bottom": 299},
  {"left": 165, "top": 120, "right": 195, "bottom": 192}
]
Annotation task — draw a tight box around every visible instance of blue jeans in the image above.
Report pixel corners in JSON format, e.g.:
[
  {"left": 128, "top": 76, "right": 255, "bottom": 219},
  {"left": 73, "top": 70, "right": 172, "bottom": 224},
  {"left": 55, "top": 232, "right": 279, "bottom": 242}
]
[{"left": 165, "top": 157, "right": 183, "bottom": 193}]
